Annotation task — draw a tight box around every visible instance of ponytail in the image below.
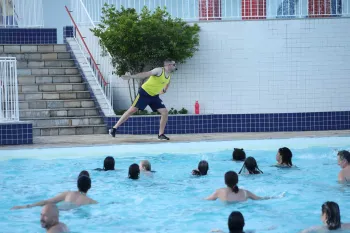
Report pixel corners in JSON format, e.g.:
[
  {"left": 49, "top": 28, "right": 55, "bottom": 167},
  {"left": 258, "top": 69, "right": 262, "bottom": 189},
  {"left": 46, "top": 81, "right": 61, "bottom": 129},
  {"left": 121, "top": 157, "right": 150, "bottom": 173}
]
[{"left": 232, "top": 186, "right": 239, "bottom": 193}]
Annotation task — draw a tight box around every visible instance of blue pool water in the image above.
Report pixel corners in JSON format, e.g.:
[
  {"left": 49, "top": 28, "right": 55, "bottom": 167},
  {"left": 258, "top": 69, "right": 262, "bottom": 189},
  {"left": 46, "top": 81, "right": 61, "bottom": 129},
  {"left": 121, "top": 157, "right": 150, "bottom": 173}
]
[{"left": 1, "top": 137, "right": 350, "bottom": 233}]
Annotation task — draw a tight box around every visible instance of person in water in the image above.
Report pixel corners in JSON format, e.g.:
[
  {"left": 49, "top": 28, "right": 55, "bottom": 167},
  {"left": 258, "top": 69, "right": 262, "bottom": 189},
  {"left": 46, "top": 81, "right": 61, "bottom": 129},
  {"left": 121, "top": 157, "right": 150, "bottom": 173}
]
[
  {"left": 78, "top": 170, "right": 90, "bottom": 178},
  {"left": 94, "top": 156, "right": 115, "bottom": 171},
  {"left": 275, "top": 147, "right": 293, "bottom": 167},
  {"left": 337, "top": 150, "right": 350, "bottom": 182},
  {"left": 129, "top": 163, "right": 140, "bottom": 180},
  {"left": 192, "top": 160, "right": 209, "bottom": 176},
  {"left": 233, "top": 148, "right": 246, "bottom": 161},
  {"left": 205, "top": 171, "right": 278, "bottom": 202},
  {"left": 139, "top": 160, "right": 153, "bottom": 172},
  {"left": 238, "top": 157, "right": 263, "bottom": 175},
  {"left": 300, "top": 201, "right": 350, "bottom": 232},
  {"left": 40, "top": 204, "right": 69, "bottom": 233},
  {"left": 11, "top": 175, "right": 97, "bottom": 210}
]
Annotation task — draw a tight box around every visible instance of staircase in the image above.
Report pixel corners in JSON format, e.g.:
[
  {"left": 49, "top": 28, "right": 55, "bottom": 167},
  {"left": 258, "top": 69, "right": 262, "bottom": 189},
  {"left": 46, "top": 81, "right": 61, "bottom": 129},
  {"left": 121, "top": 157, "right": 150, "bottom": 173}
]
[{"left": 0, "top": 44, "right": 107, "bottom": 136}]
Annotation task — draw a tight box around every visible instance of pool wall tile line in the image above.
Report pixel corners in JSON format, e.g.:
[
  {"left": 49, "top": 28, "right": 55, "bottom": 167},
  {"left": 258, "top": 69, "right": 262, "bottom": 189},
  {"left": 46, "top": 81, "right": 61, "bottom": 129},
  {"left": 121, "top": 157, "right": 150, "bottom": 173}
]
[
  {"left": 0, "top": 122, "right": 33, "bottom": 145},
  {"left": 106, "top": 111, "right": 350, "bottom": 134}
]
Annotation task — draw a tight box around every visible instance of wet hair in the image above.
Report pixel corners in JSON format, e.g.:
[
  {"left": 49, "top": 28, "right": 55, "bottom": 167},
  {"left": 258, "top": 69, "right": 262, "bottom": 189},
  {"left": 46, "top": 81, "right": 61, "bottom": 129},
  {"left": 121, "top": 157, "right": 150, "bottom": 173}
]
[
  {"left": 322, "top": 201, "right": 341, "bottom": 230},
  {"left": 198, "top": 160, "right": 209, "bottom": 175},
  {"left": 77, "top": 175, "right": 91, "bottom": 193},
  {"left": 129, "top": 163, "right": 140, "bottom": 180},
  {"left": 238, "top": 157, "right": 263, "bottom": 174},
  {"left": 228, "top": 211, "right": 245, "bottom": 233},
  {"left": 78, "top": 170, "right": 90, "bottom": 178},
  {"left": 232, "top": 148, "right": 246, "bottom": 161},
  {"left": 278, "top": 147, "right": 293, "bottom": 166},
  {"left": 338, "top": 150, "right": 350, "bottom": 163},
  {"left": 140, "top": 160, "right": 151, "bottom": 171},
  {"left": 225, "top": 171, "right": 239, "bottom": 193},
  {"left": 103, "top": 156, "right": 115, "bottom": 170}
]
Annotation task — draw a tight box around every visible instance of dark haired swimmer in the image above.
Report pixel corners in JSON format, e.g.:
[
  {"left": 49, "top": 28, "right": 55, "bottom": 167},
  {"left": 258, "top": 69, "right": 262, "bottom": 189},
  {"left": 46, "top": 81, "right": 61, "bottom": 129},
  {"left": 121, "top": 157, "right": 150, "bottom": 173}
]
[
  {"left": 78, "top": 170, "right": 90, "bottom": 178},
  {"left": 94, "top": 156, "right": 115, "bottom": 171},
  {"left": 129, "top": 163, "right": 140, "bottom": 180},
  {"left": 232, "top": 148, "right": 246, "bottom": 161},
  {"left": 192, "top": 160, "right": 209, "bottom": 176},
  {"left": 238, "top": 157, "right": 263, "bottom": 175},
  {"left": 11, "top": 176, "right": 97, "bottom": 210},
  {"left": 301, "top": 201, "right": 350, "bottom": 233},
  {"left": 274, "top": 147, "right": 293, "bottom": 167},
  {"left": 205, "top": 171, "right": 283, "bottom": 202},
  {"left": 337, "top": 150, "right": 350, "bottom": 182}
]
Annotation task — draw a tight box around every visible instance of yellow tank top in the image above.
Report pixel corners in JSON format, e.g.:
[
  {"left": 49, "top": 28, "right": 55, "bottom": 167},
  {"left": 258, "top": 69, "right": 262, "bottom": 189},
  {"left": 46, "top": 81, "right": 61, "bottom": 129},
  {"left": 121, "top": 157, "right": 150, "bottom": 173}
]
[{"left": 142, "top": 68, "right": 171, "bottom": 96}]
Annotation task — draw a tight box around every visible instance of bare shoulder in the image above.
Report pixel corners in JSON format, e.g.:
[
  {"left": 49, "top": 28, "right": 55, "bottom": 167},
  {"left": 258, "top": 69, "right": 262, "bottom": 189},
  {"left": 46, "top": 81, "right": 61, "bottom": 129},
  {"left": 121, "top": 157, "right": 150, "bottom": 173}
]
[
  {"left": 151, "top": 67, "right": 163, "bottom": 76},
  {"left": 88, "top": 197, "right": 98, "bottom": 204},
  {"left": 48, "top": 223, "right": 69, "bottom": 233},
  {"left": 299, "top": 226, "right": 323, "bottom": 233}
]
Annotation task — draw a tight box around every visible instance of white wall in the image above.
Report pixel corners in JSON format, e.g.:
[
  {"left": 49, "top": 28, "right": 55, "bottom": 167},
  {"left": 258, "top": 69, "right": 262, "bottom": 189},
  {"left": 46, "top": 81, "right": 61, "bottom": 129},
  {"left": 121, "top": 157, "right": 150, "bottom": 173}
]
[
  {"left": 43, "top": 0, "right": 70, "bottom": 44},
  {"left": 112, "top": 17, "right": 350, "bottom": 114}
]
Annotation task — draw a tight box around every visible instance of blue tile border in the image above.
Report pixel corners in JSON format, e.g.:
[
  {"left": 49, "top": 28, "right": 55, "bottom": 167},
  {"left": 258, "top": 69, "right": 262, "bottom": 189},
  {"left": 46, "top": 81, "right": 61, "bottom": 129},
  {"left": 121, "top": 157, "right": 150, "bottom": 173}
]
[
  {"left": 0, "top": 122, "right": 33, "bottom": 145},
  {"left": 0, "top": 28, "right": 57, "bottom": 44},
  {"left": 105, "top": 111, "right": 350, "bottom": 134}
]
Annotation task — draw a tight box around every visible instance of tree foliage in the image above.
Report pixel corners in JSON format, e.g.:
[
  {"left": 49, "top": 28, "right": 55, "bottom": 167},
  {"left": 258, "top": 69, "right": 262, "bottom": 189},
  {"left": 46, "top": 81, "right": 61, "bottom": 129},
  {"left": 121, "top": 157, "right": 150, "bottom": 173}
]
[{"left": 91, "top": 4, "right": 201, "bottom": 76}]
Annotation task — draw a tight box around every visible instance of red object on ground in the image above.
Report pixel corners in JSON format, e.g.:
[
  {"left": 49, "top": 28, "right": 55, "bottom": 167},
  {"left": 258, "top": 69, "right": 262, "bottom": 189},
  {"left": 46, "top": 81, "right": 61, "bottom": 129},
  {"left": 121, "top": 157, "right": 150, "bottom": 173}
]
[
  {"left": 199, "top": 0, "right": 222, "bottom": 20},
  {"left": 195, "top": 101, "right": 200, "bottom": 114},
  {"left": 242, "top": 0, "right": 266, "bottom": 20}
]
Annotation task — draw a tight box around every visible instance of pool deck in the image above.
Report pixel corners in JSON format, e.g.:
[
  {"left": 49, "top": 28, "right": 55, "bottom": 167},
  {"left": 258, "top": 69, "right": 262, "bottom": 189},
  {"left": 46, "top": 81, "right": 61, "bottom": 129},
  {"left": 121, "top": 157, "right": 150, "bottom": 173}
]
[{"left": 1, "top": 130, "right": 350, "bottom": 149}]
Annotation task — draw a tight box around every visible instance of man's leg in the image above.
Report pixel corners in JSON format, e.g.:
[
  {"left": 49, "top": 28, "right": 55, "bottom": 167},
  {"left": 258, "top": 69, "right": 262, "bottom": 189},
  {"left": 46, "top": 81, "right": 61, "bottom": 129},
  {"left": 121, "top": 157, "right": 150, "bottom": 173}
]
[
  {"left": 109, "top": 106, "right": 138, "bottom": 137},
  {"left": 157, "top": 108, "right": 169, "bottom": 140}
]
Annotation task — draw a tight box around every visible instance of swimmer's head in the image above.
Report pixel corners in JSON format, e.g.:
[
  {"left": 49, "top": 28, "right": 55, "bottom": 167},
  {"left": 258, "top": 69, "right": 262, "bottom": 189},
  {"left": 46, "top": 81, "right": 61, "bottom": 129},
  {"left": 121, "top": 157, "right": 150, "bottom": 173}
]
[
  {"left": 198, "top": 160, "right": 209, "bottom": 175},
  {"left": 129, "top": 163, "right": 140, "bottom": 180},
  {"left": 103, "top": 156, "right": 115, "bottom": 171},
  {"left": 228, "top": 211, "right": 245, "bottom": 233},
  {"left": 232, "top": 148, "right": 246, "bottom": 161},
  {"left": 78, "top": 170, "right": 90, "bottom": 179},
  {"left": 225, "top": 171, "right": 239, "bottom": 193},
  {"left": 337, "top": 150, "right": 350, "bottom": 168},
  {"left": 77, "top": 175, "right": 91, "bottom": 193},
  {"left": 277, "top": 147, "right": 293, "bottom": 166},
  {"left": 239, "top": 157, "right": 263, "bottom": 174},
  {"left": 40, "top": 204, "right": 59, "bottom": 230},
  {"left": 322, "top": 201, "right": 341, "bottom": 230},
  {"left": 139, "top": 160, "right": 151, "bottom": 172}
]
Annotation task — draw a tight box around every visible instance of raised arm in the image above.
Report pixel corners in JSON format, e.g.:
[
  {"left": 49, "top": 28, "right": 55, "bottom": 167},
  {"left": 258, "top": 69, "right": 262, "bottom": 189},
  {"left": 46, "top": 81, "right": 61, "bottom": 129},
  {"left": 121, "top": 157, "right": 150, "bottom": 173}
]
[
  {"left": 121, "top": 68, "right": 162, "bottom": 80},
  {"left": 11, "top": 192, "right": 68, "bottom": 210}
]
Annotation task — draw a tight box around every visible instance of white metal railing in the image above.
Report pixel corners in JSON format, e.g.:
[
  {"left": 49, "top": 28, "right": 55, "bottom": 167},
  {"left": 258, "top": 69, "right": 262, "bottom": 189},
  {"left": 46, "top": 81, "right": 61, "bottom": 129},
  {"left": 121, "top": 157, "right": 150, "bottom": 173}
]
[
  {"left": 76, "top": 0, "right": 349, "bottom": 22},
  {"left": 0, "top": 0, "right": 43, "bottom": 28},
  {"left": 66, "top": 3, "right": 115, "bottom": 116},
  {"left": 0, "top": 57, "right": 19, "bottom": 122}
]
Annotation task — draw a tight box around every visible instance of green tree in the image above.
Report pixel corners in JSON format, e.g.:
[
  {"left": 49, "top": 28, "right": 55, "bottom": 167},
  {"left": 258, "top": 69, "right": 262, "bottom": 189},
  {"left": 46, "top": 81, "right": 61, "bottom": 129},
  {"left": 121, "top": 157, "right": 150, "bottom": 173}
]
[{"left": 91, "top": 4, "right": 200, "bottom": 104}]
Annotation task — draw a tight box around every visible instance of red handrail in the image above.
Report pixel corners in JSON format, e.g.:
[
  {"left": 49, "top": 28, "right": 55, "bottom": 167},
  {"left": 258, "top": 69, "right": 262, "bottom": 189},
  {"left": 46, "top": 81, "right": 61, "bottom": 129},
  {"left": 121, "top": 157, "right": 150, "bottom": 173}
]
[{"left": 64, "top": 6, "right": 107, "bottom": 86}]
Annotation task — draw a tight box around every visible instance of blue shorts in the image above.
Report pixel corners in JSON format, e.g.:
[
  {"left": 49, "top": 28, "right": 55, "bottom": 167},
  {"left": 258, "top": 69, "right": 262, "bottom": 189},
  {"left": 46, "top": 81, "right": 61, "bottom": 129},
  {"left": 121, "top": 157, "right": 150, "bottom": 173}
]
[{"left": 132, "top": 88, "right": 166, "bottom": 112}]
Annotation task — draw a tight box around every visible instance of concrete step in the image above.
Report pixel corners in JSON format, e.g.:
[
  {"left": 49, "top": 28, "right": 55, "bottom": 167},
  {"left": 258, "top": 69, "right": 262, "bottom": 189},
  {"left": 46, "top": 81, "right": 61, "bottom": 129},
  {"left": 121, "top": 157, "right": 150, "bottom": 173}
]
[
  {"left": 18, "top": 83, "right": 87, "bottom": 92},
  {"left": 18, "top": 67, "right": 79, "bottom": 76},
  {"left": 19, "top": 91, "right": 91, "bottom": 101},
  {"left": 19, "top": 99, "right": 95, "bottom": 109},
  {"left": 33, "top": 125, "right": 107, "bottom": 136},
  {"left": 22, "top": 116, "right": 104, "bottom": 127},
  {"left": 0, "top": 52, "right": 71, "bottom": 60},
  {"left": 1, "top": 45, "right": 68, "bottom": 53},
  {"left": 18, "top": 75, "right": 82, "bottom": 84},
  {"left": 20, "top": 108, "right": 99, "bottom": 118},
  {"left": 17, "top": 60, "right": 75, "bottom": 68}
]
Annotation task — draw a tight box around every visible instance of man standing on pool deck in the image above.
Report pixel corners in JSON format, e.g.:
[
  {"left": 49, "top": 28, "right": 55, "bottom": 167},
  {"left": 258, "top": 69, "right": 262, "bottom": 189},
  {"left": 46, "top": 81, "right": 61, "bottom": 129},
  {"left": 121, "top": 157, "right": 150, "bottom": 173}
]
[{"left": 109, "top": 59, "right": 177, "bottom": 140}]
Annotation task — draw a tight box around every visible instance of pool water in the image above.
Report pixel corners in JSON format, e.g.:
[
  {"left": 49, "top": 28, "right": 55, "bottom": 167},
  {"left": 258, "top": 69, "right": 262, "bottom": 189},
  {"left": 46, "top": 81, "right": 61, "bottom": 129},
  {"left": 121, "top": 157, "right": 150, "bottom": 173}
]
[{"left": 1, "top": 137, "right": 350, "bottom": 233}]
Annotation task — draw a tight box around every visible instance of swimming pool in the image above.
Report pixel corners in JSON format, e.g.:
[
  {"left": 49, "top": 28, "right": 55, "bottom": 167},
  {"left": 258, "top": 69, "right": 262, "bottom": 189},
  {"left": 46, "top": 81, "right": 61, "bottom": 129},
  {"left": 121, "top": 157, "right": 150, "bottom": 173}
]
[{"left": 1, "top": 136, "right": 350, "bottom": 233}]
